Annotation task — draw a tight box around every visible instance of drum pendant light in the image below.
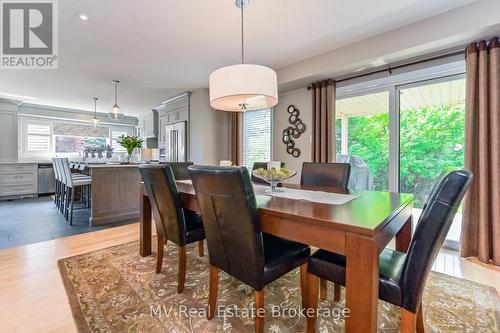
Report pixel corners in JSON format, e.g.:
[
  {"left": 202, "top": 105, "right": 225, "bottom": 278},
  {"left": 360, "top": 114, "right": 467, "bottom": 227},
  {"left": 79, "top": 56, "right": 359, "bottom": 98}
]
[{"left": 209, "top": 0, "right": 278, "bottom": 112}]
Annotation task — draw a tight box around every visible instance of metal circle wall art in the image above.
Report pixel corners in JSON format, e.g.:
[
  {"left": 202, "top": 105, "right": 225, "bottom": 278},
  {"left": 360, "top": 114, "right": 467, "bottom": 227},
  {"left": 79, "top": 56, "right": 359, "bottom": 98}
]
[{"left": 282, "top": 105, "right": 306, "bottom": 158}]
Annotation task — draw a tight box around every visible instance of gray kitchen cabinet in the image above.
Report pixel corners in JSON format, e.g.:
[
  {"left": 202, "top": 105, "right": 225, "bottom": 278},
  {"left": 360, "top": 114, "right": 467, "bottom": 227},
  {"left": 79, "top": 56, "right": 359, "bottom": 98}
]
[
  {"left": 158, "top": 110, "right": 167, "bottom": 148},
  {"left": 0, "top": 163, "right": 38, "bottom": 199},
  {"left": 0, "top": 111, "right": 18, "bottom": 162},
  {"left": 142, "top": 110, "right": 158, "bottom": 138}
]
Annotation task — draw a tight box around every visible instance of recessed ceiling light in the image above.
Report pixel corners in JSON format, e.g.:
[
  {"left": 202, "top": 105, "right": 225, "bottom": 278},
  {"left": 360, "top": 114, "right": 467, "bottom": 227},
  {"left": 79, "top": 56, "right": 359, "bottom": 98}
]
[{"left": 78, "top": 13, "right": 88, "bottom": 21}]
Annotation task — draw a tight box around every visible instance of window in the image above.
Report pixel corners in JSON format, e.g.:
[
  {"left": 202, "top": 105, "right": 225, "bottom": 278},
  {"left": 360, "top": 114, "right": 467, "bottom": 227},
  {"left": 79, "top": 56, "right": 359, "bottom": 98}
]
[
  {"left": 54, "top": 136, "right": 108, "bottom": 154},
  {"left": 242, "top": 108, "right": 272, "bottom": 170},
  {"left": 24, "top": 120, "right": 52, "bottom": 156},
  {"left": 19, "top": 116, "right": 135, "bottom": 160},
  {"left": 335, "top": 91, "right": 390, "bottom": 191},
  {"left": 112, "top": 130, "right": 128, "bottom": 153}
]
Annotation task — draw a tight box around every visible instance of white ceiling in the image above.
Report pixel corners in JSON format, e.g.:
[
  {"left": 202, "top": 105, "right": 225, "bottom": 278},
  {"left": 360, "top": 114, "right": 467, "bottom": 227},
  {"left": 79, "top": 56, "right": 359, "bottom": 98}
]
[{"left": 0, "top": 0, "right": 476, "bottom": 116}]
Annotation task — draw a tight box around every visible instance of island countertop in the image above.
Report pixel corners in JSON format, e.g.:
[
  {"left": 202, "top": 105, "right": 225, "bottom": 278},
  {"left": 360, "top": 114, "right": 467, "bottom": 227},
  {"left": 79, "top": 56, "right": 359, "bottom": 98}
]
[{"left": 86, "top": 163, "right": 142, "bottom": 168}]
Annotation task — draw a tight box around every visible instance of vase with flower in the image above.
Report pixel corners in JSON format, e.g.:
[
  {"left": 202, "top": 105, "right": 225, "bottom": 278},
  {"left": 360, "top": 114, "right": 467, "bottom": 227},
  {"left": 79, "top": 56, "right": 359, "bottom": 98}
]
[{"left": 117, "top": 135, "right": 143, "bottom": 164}]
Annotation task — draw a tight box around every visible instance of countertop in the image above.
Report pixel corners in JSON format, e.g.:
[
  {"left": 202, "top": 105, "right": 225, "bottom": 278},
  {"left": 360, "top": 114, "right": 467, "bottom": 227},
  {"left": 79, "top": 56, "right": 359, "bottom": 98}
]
[{"left": 86, "top": 164, "right": 141, "bottom": 168}]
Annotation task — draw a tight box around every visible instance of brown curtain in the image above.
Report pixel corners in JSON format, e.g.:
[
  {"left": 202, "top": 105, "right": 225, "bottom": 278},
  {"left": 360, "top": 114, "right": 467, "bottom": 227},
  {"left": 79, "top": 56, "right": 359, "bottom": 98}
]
[
  {"left": 229, "top": 112, "right": 242, "bottom": 166},
  {"left": 310, "top": 79, "right": 335, "bottom": 163},
  {"left": 461, "top": 37, "right": 500, "bottom": 266}
]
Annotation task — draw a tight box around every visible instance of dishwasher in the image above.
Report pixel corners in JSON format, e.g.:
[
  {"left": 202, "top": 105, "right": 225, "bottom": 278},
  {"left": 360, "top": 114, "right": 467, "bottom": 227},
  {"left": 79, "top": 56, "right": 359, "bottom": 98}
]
[{"left": 38, "top": 163, "right": 55, "bottom": 195}]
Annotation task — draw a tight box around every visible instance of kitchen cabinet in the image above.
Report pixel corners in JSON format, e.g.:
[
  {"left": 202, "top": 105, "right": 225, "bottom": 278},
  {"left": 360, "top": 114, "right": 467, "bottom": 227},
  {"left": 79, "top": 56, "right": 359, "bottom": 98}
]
[
  {"left": 0, "top": 111, "right": 18, "bottom": 162},
  {"left": 0, "top": 163, "right": 38, "bottom": 199},
  {"left": 142, "top": 110, "right": 158, "bottom": 138},
  {"left": 158, "top": 110, "right": 167, "bottom": 148}
]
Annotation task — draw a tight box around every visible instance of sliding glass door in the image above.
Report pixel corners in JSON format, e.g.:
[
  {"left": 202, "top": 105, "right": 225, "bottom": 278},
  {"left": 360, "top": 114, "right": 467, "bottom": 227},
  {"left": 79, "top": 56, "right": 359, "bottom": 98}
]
[
  {"left": 335, "top": 91, "right": 390, "bottom": 191},
  {"left": 398, "top": 76, "right": 465, "bottom": 247},
  {"left": 335, "top": 65, "right": 466, "bottom": 249}
]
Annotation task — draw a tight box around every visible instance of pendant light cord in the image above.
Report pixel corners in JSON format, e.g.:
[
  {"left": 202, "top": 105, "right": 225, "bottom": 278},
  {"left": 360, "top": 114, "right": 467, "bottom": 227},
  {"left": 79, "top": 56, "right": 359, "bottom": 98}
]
[
  {"left": 114, "top": 81, "right": 118, "bottom": 105},
  {"left": 241, "top": 5, "right": 244, "bottom": 64}
]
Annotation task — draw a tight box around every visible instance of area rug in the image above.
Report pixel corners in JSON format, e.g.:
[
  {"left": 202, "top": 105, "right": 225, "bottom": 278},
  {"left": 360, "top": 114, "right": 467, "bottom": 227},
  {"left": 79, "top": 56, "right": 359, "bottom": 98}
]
[{"left": 58, "top": 239, "right": 500, "bottom": 333}]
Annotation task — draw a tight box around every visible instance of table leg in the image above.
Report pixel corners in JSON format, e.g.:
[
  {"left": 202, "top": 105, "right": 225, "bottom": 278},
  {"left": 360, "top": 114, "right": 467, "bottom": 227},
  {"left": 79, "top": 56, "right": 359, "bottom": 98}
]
[
  {"left": 140, "top": 187, "right": 152, "bottom": 257},
  {"left": 345, "top": 233, "right": 379, "bottom": 333},
  {"left": 396, "top": 215, "right": 413, "bottom": 253}
]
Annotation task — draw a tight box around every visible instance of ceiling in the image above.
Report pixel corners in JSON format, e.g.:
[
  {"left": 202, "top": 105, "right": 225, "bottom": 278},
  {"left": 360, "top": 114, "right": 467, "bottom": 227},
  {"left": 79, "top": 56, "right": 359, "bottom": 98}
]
[{"left": 0, "top": 0, "right": 476, "bottom": 116}]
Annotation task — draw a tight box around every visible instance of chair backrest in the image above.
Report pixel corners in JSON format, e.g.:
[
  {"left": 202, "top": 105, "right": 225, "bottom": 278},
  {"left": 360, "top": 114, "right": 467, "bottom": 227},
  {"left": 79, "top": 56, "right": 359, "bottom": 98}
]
[
  {"left": 60, "top": 158, "right": 72, "bottom": 186},
  {"left": 401, "top": 169, "right": 472, "bottom": 313},
  {"left": 251, "top": 161, "right": 286, "bottom": 185},
  {"left": 188, "top": 165, "right": 266, "bottom": 290},
  {"left": 160, "top": 162, "right": 193, "bottom": 180},
  {"left": 139, "top": 165, "right": 188, "bottom": 246},
  {"left": 300, "top": 162, "right": 351, "bottom": 190},
  {"left": 52, "top": 158, "right": 60, "bottom": 181}
]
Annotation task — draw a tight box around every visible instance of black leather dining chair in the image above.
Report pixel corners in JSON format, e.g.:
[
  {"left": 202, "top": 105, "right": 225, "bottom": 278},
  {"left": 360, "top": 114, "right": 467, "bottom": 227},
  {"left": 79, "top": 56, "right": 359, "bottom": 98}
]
[
  {"left": 300, "top": 162, "right": 351, "bottom": 191},
  {"left": 188, "top": 165, "right": 310, "bottom": 333},
  {"left": 301, "top": 162, "right": 351, "bottom": 299},
  {"left": 139, "top": 165, "right": 205, "bottom": 294},
  {"left": 160, "top": 161, "right": 193, "bottom": 180},
  {"left": 251, "top": 162, "right": 286, "bottom": 185},
  {"left": 305, "top": 169, "right": 473, "bottom": 333}
]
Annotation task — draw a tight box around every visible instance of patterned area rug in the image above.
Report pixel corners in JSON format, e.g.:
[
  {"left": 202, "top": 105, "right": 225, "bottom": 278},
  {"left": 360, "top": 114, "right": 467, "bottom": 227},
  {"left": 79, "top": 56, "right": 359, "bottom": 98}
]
[{"left": 58, "top": 239, "right": 500, "bottom": 333}]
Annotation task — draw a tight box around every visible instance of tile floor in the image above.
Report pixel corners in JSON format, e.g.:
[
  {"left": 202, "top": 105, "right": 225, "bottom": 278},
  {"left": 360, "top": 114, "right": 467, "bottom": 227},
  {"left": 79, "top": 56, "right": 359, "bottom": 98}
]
[{"left": 0, "top": 196, "right": 136, "bottom": 250}]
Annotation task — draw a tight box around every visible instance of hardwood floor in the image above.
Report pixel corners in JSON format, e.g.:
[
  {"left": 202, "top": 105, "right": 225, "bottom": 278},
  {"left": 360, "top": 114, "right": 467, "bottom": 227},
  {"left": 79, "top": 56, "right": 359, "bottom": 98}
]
[
  {"left": 0, "top": 223, "right": 149, "bottom": 333},
  {"left": 0, "top": 223, "right": 498, "bottom": 333}
]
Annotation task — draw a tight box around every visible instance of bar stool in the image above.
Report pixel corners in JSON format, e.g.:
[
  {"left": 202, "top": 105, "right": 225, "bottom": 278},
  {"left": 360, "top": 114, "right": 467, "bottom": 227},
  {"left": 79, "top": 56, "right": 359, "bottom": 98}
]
[
  {"left": 60, "top": 158, "right": 92, "bottom": 225},
  {"left": 52, "top": 158, "right": 62, "bottom": 209},
  {"left": 55, "top": 158, "right": 68, "bottom": 214}
]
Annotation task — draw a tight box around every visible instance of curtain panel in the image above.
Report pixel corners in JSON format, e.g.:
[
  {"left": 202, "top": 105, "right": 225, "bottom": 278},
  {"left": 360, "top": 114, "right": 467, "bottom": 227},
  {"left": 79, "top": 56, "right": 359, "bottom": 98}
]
[
  {"left": 309, "top": 79, "right": 335, "bottom": 163},
  {"left": 461, "top": 37, "right": 500, "bottom": 266},
  {"left": 229, "top": 112, "right": 242, "bottom": 166}
]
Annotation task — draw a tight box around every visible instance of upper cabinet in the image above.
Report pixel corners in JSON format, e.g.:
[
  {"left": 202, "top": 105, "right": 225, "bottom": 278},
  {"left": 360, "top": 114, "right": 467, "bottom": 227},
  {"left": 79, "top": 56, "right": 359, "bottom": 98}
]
[
  {"left": 156, "top": 92, "right": 191, "bottom": 150},
  {"left": 0, "top": 110, "right": 18, "bottom": 162},
  {"left": 142, "top": 110, "right": 158, "bottom": 138},
  {"left": 158, "top": 109, "right": 167, "bottom": 147}
]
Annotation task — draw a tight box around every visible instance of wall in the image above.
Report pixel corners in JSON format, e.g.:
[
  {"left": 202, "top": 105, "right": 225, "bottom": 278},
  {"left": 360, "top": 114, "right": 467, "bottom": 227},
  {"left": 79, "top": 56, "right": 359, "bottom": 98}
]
[
  {"left": 189, "top": 89, "right": 229, "bottom": 165},
  {"left": 277, "top": 0, "right": 500, "bottom": 91},
  {"left": 272, "top": 87, "right": 311, "bottom": 183},
  {"left": 0, "top": 100, "right": 19, "bottom": 162}
]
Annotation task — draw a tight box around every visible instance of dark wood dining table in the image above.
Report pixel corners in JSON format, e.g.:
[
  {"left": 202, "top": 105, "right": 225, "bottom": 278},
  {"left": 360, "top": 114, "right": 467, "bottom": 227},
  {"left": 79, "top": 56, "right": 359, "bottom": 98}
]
[{"left": 139, "top": 181, "right": 414, "bottom": 333}]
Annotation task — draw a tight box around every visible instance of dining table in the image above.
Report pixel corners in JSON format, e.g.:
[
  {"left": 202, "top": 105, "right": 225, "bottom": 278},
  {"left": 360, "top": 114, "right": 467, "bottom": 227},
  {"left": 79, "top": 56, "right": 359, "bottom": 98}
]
[{"left": 138, "top": 181, "right": 414, "bottom": 333}]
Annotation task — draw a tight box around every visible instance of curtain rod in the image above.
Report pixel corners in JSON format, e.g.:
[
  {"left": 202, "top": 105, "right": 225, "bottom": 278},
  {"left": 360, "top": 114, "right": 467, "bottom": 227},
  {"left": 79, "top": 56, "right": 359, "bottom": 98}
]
[{"left": 307, "top": 49, "right": 465, "bottom": 89}]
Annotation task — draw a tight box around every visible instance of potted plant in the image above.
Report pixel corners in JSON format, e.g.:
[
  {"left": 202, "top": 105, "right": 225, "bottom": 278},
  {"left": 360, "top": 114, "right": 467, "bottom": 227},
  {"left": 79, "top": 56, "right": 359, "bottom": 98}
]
[{"left": 117, "top": 135, "right": 143, "bottom": 163}]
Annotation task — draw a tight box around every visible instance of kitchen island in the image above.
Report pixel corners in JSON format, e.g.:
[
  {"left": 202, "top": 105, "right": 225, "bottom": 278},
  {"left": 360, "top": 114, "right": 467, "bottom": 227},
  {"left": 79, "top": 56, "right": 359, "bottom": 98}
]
[{"left": 88, "top": 164, "right": 142, "bottom": 225}]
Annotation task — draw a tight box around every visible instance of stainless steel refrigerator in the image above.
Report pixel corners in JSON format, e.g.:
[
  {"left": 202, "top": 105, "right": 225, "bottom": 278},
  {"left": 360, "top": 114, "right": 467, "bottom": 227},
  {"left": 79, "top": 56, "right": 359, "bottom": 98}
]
[{"left": 164, "top": 121, "right": 187, "bottom": 162}]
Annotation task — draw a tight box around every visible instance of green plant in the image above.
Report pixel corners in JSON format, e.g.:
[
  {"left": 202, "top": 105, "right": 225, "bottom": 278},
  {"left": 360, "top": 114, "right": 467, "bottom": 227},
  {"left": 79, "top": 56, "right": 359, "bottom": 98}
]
[
  {"left": 117, "top": 135, "right": 143, "bottom": 156},
  {"left": 337, "top": 103, "right": 464, "bottom": 207}
]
